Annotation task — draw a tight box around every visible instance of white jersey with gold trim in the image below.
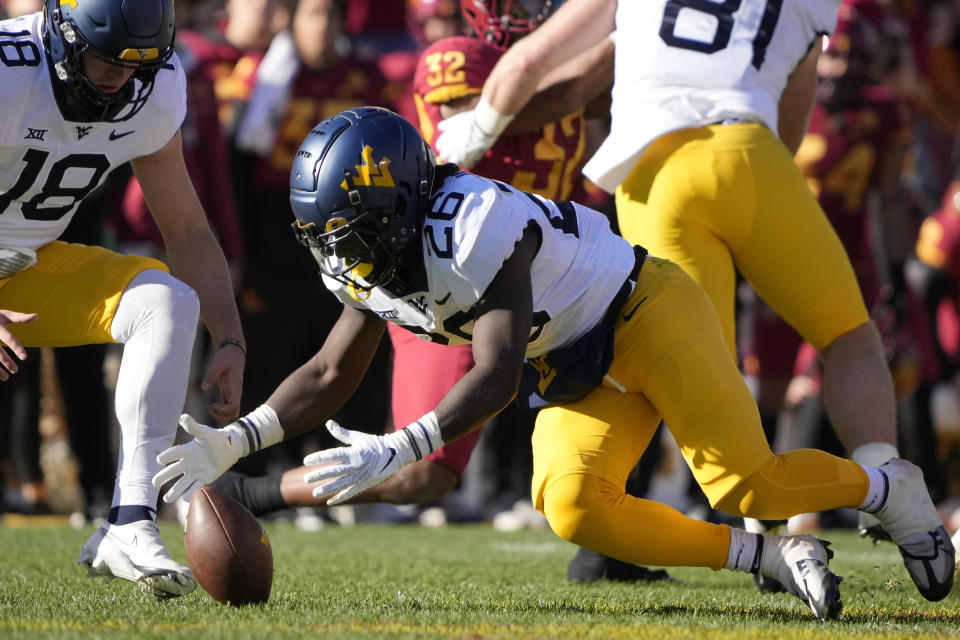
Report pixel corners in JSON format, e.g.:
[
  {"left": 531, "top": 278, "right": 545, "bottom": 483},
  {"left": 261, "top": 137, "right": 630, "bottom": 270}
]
[
  {"left": 324, "top": 171, "right": 635, "bottom": 357},
  {"left": 585, "top": 0, "right": 839, "bottom": 192},
  {"left": 0, "top": 13, "right": 186, "bottom": 276}
]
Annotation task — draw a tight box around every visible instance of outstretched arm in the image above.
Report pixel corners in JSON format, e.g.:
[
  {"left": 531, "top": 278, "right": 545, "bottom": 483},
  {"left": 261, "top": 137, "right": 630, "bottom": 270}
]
[
  {"left": 485, "top": 0, "right": 615, "bottom": 117},
  {"left": 302, "top": 226, "right": 541, "bottom": 504},
  {"left": 133, "top": 130, "right": 246, "bottom": 421},
  {"left": 265, "top": 304, "right": 388, "bottom": 435},
  {"left": 429, "top": 228, "right": 537, "bottom": 442},
  {"left": 436, "top": 0, "right": 616, "bottom": 167},
  {"left": 153, "top": 303, "right": 387, "bottom": 502}
]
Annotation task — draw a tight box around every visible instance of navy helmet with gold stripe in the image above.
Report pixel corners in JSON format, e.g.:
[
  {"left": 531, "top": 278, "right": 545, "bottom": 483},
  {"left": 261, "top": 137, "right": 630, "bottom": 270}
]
[
  {"left": 290, "top": 107, "right": 437, "bottom": 293},
  {"left": 43, "top": 0, "right": 175, "bottom": 122}
]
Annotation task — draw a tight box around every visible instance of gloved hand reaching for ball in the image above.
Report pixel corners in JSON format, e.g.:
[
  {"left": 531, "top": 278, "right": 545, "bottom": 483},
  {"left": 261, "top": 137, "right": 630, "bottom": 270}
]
[
  {"left": 303, "top": 415, "right": 443, "bottom": 505},
  {"left": 152, "top": 405, "right": 284, "bottom": 503}
]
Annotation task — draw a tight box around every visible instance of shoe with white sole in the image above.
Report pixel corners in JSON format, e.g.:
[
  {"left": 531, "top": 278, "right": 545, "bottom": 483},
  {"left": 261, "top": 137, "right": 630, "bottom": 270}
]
[
  {"left": 758, "top": 534, "right": 842, "bottom": 621},
  {"left": 866, "top": 459, "right": 955, "bottom": 601},
  {"left": 78, "top": 520, "right": 196, "bottom": 600}
]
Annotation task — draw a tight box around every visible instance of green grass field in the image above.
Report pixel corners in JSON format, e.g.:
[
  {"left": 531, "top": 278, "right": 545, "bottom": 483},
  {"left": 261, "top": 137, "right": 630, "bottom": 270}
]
[{"left": 0, "top": 521, "right": 957, "bottom": 639}]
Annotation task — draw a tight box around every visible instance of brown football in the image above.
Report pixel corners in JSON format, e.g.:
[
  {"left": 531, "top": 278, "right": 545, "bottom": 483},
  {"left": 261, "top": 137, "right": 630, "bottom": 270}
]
[{"left": 185, "top": 486, "right": 273, "bottom": 606}]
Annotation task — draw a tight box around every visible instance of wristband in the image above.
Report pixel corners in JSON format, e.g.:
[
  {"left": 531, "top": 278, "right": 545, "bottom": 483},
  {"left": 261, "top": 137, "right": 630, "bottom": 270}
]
[
  {"left": 473, "top": 95, "right": 514, "bottom": 137},
  {"left": 219, "top": 337, "right": 247, "bottom": 357},
  {"left": 397, "top": 411, "right": 444, "bottom": 461},
  {"left": 230, "top": 404, "right": 284, "bottom": 456}
]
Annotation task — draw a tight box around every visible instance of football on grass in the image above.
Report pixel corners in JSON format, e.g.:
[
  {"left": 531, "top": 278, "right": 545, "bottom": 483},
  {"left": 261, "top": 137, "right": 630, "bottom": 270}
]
[{"left": 185, "top": 486, "right": 273, "bottom": 606}]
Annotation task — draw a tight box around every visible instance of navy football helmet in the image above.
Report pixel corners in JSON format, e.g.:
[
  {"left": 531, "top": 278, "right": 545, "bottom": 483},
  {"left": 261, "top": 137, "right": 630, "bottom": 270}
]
[
  {"left": 43, "top": 0, "right": 176, "bottom": 121},
  {"left": 460, "top": 0, "right": 563, "bottom": 50},
  {"left": 290, "top": 108, "right": 436, "bottom": 292}
]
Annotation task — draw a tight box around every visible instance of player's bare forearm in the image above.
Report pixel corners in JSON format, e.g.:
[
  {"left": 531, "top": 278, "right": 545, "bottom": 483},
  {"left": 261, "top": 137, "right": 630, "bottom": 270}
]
[
  {"left": 430, "top": 347, "right": 522, "bottom": 445},
  {"left": 485, "top": 0, "right": 615, "bottom": 117},
  {"left": 281, "top": 458, "right": 458, "bottom": 506},
  {"left": 267, "top": 306, "right": 386, "bottom": 440},
  {"left": 164, "top": 227, "right": 243, "bottom": 344},
  {"left": 132, "top": 131, "right": 243, "bottom": 344},
  {"left": 506, "top": 37, "right": 615, "bottom": 135},
  {"left": 431, "top": 229, "right": 537, "bottom": 444}
]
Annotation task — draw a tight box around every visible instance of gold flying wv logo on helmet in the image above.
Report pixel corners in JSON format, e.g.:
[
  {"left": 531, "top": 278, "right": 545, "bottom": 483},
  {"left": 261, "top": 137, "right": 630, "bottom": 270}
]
[
  {"left": 119, "top": 47, "right": 160, "bottom": 61},
  {"left": 340, "top": 145, "right": 395, "bottom": 191}
]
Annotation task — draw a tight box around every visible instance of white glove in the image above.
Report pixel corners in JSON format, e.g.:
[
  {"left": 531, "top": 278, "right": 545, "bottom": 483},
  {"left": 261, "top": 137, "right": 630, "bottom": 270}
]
[
  {"left": 435, "top": 110, "right": 496, "bottom": 168},
  {"left": 303, "top": 417, "right": 442, "bottom": 505},
  {"left": 153, "top": 414, "right": 250, "bottom": 503},
  {"left": 435, "top": 95, "right": 514, "bottom": 169}
]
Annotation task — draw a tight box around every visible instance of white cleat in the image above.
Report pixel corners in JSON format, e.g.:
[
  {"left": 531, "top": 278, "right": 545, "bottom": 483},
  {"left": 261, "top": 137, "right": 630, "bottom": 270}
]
[
  {"left": 78, "top": 520, "right": 196, "bottom": 601},
  {"left": 867, "top": 459, "right": 955, "bottom": 601},
  {"left": 759, "top": 534, "right": 842, "bottom": 621}
]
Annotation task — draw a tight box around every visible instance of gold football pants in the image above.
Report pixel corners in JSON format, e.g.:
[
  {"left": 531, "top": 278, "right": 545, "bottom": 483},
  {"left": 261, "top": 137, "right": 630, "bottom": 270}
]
[
  {"left": 0, "top": 241, "right": 168, "bottom": 347},
  {"left": 531, "top": 258, "right": 869, "bottom": 569},
  {"left": 617, "top": 123, "right": 868, "bottom": 358}
]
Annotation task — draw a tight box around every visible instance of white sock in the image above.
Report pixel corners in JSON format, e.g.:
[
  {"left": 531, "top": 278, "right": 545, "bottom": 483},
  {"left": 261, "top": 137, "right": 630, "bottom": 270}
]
[
  {"left": 725, "top": 527, "right": 763, "bottom": 573},
  {"left": 110, "top": 269, "right": 199, "bottom": 509},
  {"left": 857, "top": 465, "right": 889, "bottom": 513}
]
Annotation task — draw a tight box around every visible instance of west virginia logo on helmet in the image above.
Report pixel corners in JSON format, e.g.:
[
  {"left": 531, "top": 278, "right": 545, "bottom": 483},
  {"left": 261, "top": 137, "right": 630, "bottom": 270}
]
[
  {"left": 339, "top": 146, "right": 396, "bottom": 191},
  {"left": 119, "top": 48, "right": 160, "bottom": 61}
]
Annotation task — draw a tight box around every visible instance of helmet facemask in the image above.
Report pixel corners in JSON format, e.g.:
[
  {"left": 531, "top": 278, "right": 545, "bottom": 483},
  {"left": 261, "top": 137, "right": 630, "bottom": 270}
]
[{"left": 293, "top": 210, "right": 399, "bottom": 292}]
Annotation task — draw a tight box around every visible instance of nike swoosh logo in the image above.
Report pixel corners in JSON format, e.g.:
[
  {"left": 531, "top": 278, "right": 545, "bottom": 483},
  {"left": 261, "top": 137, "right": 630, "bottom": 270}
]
[
  {"left": 379, "top": 447, "right": 397, "bottom": 472},
  {"left": 434, "top": 292, "right": 451, "bottom": 305},
  {"left": 108, "top": 529, "right": 138, "bottom": 548},
  {"left": 622, "top": 296, "right": 647, "bottom": 321},
  {"left": 109, "top": 130, "right": 135, "bottom": 140}
]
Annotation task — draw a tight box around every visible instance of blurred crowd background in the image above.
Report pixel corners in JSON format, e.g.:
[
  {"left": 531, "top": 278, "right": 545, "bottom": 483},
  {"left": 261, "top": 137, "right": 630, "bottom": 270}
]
[{"left": 2, "top": 0, "right": 960, "bottom": 537}]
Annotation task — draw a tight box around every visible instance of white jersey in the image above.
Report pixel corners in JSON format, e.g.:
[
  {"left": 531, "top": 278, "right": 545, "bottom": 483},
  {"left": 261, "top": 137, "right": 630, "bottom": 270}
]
[
  {"left": 585, "top": 0, "right": 839, "bottom": 192},
  {"left": 0, "top": 13, "right": 186, "bottom": 276},
  {"left": 324, "top": 171, "right": 636, "bottom": 358}
]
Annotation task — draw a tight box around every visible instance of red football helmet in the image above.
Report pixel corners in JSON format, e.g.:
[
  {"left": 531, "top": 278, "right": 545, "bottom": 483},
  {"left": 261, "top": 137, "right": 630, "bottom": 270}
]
[
  {"left": 460, "top": 0, "right": 563, "bottom": 50},
  {"left": 409, "top": 0, "right": 460, "bottom": 22}
]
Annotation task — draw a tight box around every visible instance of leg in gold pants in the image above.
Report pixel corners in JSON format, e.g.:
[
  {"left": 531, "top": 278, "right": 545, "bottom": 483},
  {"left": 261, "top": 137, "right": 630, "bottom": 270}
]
[{"left": 531, "top": 257, "right": 868, "bottom": 569}]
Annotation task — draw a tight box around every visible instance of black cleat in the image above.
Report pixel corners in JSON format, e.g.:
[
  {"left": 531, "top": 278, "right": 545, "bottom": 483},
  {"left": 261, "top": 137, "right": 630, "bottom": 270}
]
[{"left": 567, "top": 547, "right": 678, "bottom": 583}]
